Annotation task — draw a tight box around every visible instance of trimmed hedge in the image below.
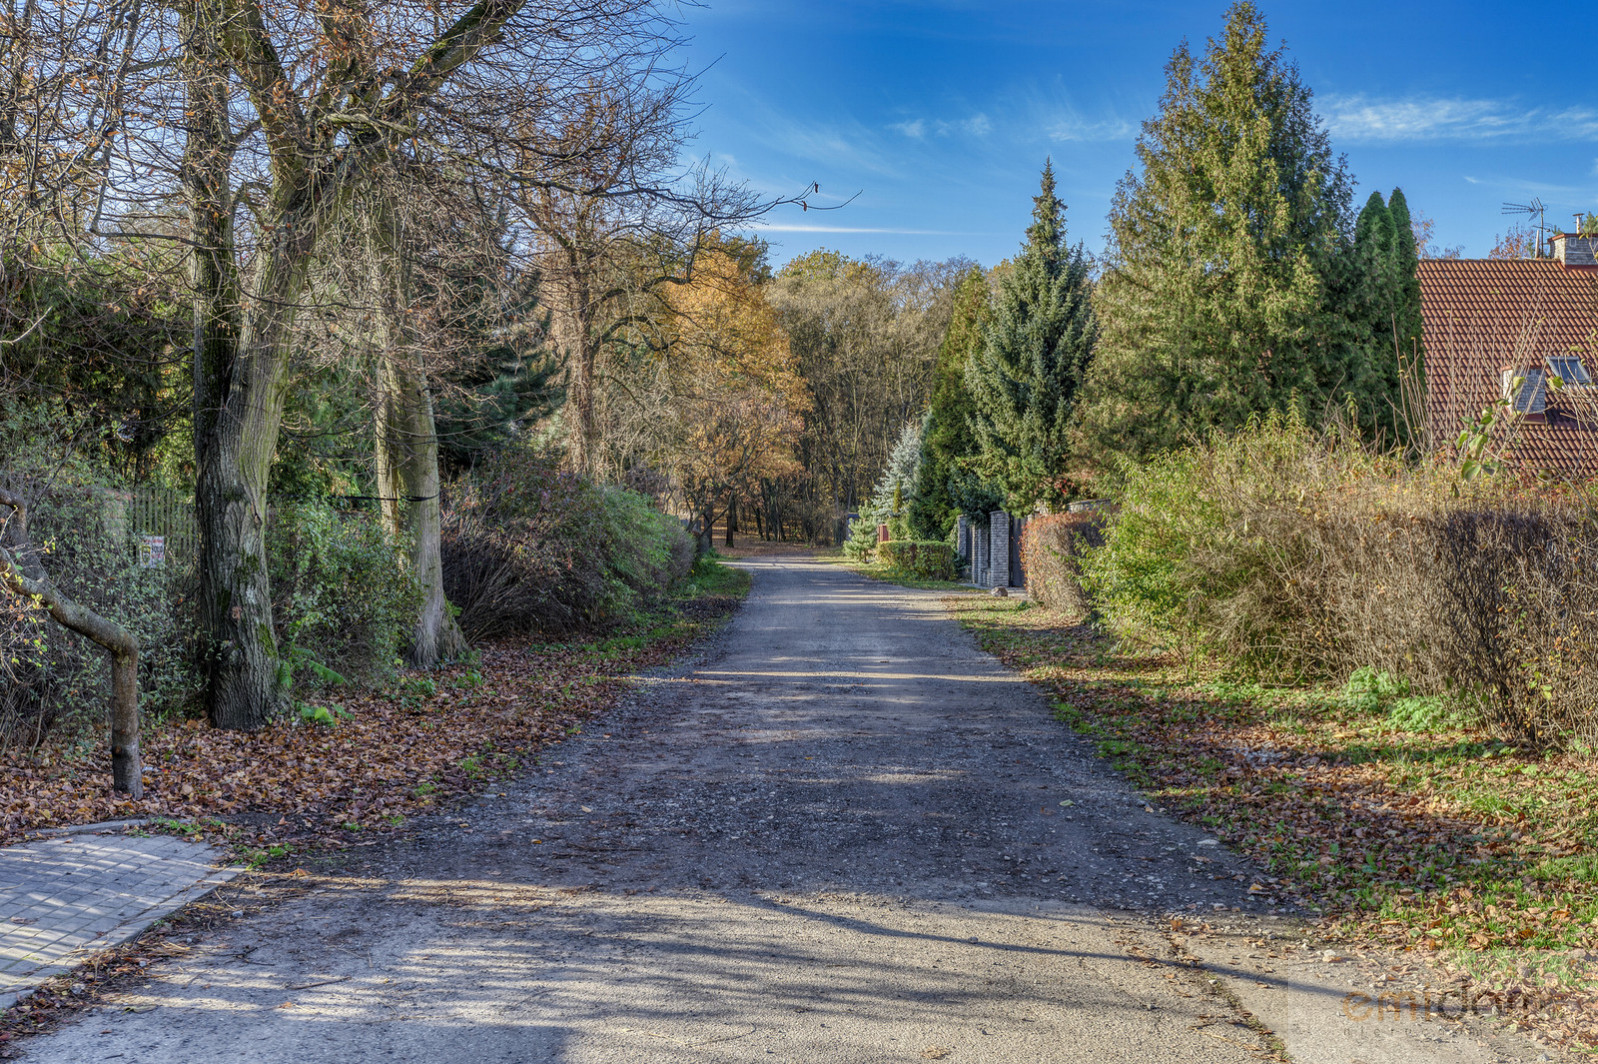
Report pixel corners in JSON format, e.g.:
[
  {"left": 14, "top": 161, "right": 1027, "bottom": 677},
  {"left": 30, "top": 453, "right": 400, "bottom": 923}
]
[
  {"left": 877, "top": 539, "right": 956, "bottom": 580},
  {"left": 1019, "top": 512, "right": 1105, "bottom": 617}
]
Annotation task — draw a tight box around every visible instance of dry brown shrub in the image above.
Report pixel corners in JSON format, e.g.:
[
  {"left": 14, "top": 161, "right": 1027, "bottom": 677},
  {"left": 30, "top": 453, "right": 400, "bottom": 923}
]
[
  {"left": 1428, "top": 503, "right": 1598, "bottom": 745},
  {"left": 1020, "top": 513, "right": 1104, "bottom": 618},
  {"left": 1089, "top": 416, "right": 1598, "bottom": 745}
]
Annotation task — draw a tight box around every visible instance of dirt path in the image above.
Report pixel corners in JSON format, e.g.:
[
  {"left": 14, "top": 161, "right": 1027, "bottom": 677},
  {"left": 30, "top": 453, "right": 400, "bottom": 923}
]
[{"left": 19, "top": 556, "right": 1550, "bottom": 1062}]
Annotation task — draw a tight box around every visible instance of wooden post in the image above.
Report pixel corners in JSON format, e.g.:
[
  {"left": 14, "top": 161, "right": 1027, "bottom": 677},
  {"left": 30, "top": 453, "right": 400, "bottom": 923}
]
[{"left": 0, "top": 487, "right": 142, "bottom": 798}]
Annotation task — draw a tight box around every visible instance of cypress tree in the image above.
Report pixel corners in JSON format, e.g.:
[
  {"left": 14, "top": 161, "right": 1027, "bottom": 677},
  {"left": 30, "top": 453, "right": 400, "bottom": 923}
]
[
  {"left": 966, "top": 161, "right": 1095, "bottom": 512},
  {"left": 909, "top": 267, "right": 990, "bottom": 538},
  {"left": 1349, "top": 190, "right": 1400, "bottom": 439},
  {"left": 1341, "top": 187, "right": 1423, "bottom": 446},
  {"left": 1384, "top": 188, "right": 1424, "bottom": 376},
  {"left": 1075, "top": 1, "right": 1355, "bottom": 464}
]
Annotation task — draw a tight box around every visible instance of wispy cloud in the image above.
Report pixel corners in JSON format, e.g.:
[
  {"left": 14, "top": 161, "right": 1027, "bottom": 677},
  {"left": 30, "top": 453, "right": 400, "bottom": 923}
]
[
  {"left": 1322, "top": 94, "right": 1598, "bottom": 143},
  {"left": 747, "top": 222, "right": 980, "bottom": 236},
  {"left": 1457, "top": 173, "right": 1598, "bottom": 200},
  {"left": 761, "top": 119, "right": 902, "bottom": 177},
  {"left": 889, "top": 113, "right": 992, "bottom": 139},
  {"left": 1045, "top": 112, "right": 1137, "bottom": 143}
]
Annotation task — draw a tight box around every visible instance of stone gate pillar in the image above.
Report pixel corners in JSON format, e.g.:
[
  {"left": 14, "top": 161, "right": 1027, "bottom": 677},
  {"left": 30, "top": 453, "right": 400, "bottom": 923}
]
[{"left": 990, "top": 512, "right": 1010, "bottom": 589}]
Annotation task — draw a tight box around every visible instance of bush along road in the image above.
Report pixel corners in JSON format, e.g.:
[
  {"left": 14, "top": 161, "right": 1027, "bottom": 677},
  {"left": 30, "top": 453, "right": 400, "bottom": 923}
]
[{"left": 10, "top": 555, "right": 1555, "bottom": 1063}]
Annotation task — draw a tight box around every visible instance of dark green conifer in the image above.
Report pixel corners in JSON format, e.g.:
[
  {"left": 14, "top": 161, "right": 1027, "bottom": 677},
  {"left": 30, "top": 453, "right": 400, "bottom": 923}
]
[
  {"left": 1076, "top": 1, "right": 1355, "bottom": 464},
  {"left": 966, "top": 161, "right": 1095, "bottom": 512},
  {"left": 909, "top": 267, "right": 992, "bottom": 537}
]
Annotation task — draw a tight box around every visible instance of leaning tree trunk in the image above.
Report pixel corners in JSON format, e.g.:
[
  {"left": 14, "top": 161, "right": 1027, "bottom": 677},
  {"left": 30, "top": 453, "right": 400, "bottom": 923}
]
[
  {"left": 368, "top": 196, "right": 467, "bottom": 667},
  {"left": 0, "top": 488, "right": 142, "bottom": 796}
]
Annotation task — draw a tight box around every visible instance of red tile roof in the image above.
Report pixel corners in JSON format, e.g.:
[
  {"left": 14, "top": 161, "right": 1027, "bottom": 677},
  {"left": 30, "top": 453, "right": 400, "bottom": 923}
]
[{"left": 1417, "top": 259, "right": 1598, "bottom": 478}]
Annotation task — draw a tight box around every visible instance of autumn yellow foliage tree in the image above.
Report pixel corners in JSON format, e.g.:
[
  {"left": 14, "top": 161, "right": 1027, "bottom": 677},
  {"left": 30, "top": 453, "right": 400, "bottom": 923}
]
[{"left": 656, "top": 237, "right": 807, "bottom": 552}]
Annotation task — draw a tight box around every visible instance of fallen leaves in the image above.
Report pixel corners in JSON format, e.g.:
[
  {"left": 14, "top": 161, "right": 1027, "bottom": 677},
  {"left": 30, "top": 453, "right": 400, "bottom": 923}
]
[
  {"left": 0, "top": 588, "right": 747, "bottom": 862},
  {"left": 950, "top": 595, "right": 1598, "bottom": 1049}
]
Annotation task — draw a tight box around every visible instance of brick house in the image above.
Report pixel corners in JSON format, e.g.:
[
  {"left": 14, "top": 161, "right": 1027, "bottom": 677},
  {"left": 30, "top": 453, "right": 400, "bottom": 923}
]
[{"left": 1418, "top": 234, "right": 1598, "bottom": 478}]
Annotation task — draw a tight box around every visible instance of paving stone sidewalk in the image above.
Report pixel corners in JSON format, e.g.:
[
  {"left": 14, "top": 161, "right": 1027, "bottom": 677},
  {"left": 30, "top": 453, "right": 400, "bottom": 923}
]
[{"left": 0, "top": 824, "right": 241, "bottom": 1008}]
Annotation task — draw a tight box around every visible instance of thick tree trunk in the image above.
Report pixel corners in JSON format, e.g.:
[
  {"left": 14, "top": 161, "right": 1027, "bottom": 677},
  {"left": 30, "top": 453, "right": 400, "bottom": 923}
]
[
  {"left": 193, "top": 238, "right": 305, "bottom": 730},
  {"left": 569, "top": 333, "right": 597, "bottom": 475},
  {"left": 369, "top": 198, "right": 467, "bottom": 667},
  {"left": 0, "top": 488, "right": 142, "bottom": 797},
  {"left": 548, "top": 255, "right": 599, "bottom": 476},
  {"left": 375, "top": 356, "right": 468, "bottom": 666},
  {"left": 697, "top": 505, "right": 716, "bottom": 556},
  {"left": 724, "top": 494, "right": 736, "bottom": 548},
  {"left": 183, "top": 8, "right": 293, "bottom": 731}
]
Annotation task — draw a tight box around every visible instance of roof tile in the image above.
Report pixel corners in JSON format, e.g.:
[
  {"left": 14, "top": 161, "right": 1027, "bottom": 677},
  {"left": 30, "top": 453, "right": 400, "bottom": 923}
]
[{"left": 1418, "top": 259, "right": 1598, "bottom": 478}]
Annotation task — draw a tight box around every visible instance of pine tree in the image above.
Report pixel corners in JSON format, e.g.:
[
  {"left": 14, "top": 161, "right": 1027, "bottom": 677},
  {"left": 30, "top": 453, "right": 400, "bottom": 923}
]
[
  {"left": 846, "top": 419, "right": 924, "bottom": 557},
  {"left": 966, "top": 162, "right": 1095, "bottom": 512},
  {"left": 909, "top": 267, "right": 991, "bottom": 538},
  {"left": 1075, "top": 1, "right": 1355, "bottom": 464}
]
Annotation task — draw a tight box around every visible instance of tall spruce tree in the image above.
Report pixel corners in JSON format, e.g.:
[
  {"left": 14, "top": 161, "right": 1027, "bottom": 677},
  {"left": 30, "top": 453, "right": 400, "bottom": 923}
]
[
  {"left": 1075, "top": 1, "right": 1355, "bottom": 464},
  {"left": 966, "top": 162, "right": 1095, "bottom": 512},
  {"left": 909, "top": 266, "right": 990, "bottom": 538}
]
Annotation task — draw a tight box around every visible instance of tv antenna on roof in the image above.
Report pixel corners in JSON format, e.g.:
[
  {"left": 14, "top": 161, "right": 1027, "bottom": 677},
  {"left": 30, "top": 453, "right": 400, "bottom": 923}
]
[{"left": 1502, "top": 198, "right": 1550, "bottom": 258}]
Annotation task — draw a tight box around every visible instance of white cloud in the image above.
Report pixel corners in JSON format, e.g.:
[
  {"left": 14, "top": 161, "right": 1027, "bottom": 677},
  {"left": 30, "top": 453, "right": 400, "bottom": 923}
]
[
  {"left": 889, "top": 112, "right": 992, "bottom": 139},
  {"left": 1322, "top": 94, "right": 1598, "bottom": 143},
  {"left": 1037, "top": 100, "right": 1137, "bottom": 143},
  {"left": 750, "top": 116, "right": 901, "bottom": 178},
  {"left": 747, "top": 222, "right": 978, "bottom": 236}
]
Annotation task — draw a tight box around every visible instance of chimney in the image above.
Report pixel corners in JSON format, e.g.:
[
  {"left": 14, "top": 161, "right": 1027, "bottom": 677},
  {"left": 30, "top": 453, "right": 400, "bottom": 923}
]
[{"left": 1551, "top": 233, "right": 1598, "bottom": 268}]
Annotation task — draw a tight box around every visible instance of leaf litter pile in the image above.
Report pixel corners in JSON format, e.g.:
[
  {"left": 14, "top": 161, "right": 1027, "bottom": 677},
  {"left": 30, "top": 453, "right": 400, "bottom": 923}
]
[
  {"left": 951, "top": 594, "right": 1598, "bottom": 1050},
  {"left": 0, "top": 585, "right": 747, "bottom": 862}
]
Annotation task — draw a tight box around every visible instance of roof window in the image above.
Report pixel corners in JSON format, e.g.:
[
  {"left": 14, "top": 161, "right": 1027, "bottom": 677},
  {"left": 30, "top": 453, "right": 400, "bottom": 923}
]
[
  {"left": 1503, "top": 367, "right": 1548, "bottom": 414},
  {"left": 1548, "top": 355, "right": 1592, "bottom": 386}
]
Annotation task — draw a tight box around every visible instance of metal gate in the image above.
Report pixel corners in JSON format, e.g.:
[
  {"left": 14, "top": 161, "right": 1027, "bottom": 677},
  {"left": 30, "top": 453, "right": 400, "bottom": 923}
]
[{"left": 1008, "top": 514, "right": 1025, "bottom": 588}]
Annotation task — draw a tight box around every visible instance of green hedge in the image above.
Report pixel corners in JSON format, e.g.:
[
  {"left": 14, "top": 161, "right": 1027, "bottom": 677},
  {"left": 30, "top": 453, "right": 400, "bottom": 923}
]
[{"left": 877, "top": 540, "right": 956, "bottom": 580}]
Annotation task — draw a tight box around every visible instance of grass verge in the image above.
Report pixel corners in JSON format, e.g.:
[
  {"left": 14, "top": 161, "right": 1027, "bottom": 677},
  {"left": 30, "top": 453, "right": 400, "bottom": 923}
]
[
  {"left": 949, "top": 594, "right": 1598, "bottom": 1049},
  {"left": 828, "top": 551, "right": 976, "bottom": 592}
]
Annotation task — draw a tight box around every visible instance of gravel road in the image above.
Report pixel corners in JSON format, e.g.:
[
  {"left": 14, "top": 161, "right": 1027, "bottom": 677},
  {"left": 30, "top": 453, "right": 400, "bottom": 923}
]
[{"left": 20, "top": 555, "right": 1553, "bottom": 1063}]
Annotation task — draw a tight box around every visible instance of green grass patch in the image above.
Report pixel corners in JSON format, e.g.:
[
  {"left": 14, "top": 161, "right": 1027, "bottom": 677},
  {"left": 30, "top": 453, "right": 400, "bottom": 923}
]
[{"left": 828, "top": 552, "right": 975, "bottom": 592}]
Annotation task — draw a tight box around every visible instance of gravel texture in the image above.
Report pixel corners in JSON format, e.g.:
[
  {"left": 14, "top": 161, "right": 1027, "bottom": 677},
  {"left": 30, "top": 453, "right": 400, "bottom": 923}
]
[{"left": 16, "top": 555, "right": 1556, "bottom": 1062}]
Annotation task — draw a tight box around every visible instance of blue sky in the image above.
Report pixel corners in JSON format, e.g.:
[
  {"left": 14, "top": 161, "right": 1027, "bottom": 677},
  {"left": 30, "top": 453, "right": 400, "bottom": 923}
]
[{"left": 680, "top": 1, "right": 1598, "bottom": 269}]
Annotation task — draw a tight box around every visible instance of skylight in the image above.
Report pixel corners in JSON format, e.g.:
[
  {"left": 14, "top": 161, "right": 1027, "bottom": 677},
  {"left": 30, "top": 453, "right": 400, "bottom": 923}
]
[
  {"left": 1547, "top": 355, "right": 1592, "bottom": 386},
  {"left": 1503, "top": 367, "right": 1548, "bottom": 415}
]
